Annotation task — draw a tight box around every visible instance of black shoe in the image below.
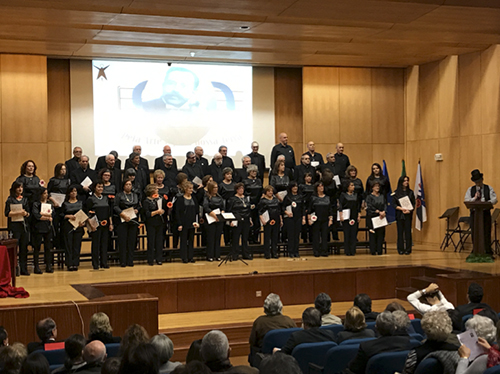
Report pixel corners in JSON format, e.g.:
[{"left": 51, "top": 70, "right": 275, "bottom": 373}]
[
  {"left": 93, "top": 266, "right": 99, "bottom": 270},
  {"left": 189, "top": 259, "right": 196, "bottom": 263},
  {"left": 45, "top": 266, "right": 54, "bottom": 273},
  {"left": 243, "top": 255, "right": 253, "bottom": 260},
  {"left": 120, "top": 264, "right": 126, "bottom": 268},
  {"left": 265, "top": 255, "right": 271, "bottom": 259},
  {"left": 273, "top": 255, "right": 279, "bottom": 259},
  {"left": 314, "top": 254, "right": 320, "bottom": 258},
  {"left": 34, "top": 266, "right": 42, "bottom": 274},
  {"left": 207, "top": 258, "right": 214, "bottom": 262},
  {"left": 216, "top": 257, "right": 221, "bottom": 261},
  {"left": 21, "top": 269, "right": 30, "bottom": 276},
  {"left": 148, "top": 262, "right": 154, "bottom": 266},
  {"left": 182, "top": 260, "right": 189, "bottom": 264},
  {"left": 102, "top": 265, "right": 109, "bottom": 269},
  {"left": 321, "top": 254, "right": 328, "bottom": 257},
  {"left": 157, "top": 261, "right": 162, "bottom": 265},
  {"left": 405, "top": 252, "right": 411, "bottom": 255}
]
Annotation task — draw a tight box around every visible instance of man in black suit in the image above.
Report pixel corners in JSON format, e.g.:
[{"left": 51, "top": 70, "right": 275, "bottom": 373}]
[
  {"left": 97, "top": 154, "right": 121, "bottom": 188},
  {"left": 304, "top": 141, "right": 324, "bottom": 166},
  {"left": 347, "top": 311, "right": 411, "bottom": 374},
  {"left": 334, "top": 143, "right": 350, "bottom": 177},
  {"left": 234, "top": 156, "right": 251, "bottom": 183},
  {"left": 160, "top": 154, "right": 179, "bottom": 191},
  {"left": 276, "top": 307, "right": 335, "bottom": 355},
  {"left": 65, "top": 146, "right": 82, "bottom": 178},
  {"left": 95, "top": 151, "right": 122, "bottom": 171},
  {"left": 456, "top": 283, "right": 497, "bottom": 318},
  {"left": 154, "top": 145, "right": 178, "bottom": 172},
  {"left": 295, "top": 154, "right": 315, "bottom": 185},
  {"left": 219, "top": 145, "right": 235, "bottom": 170},
  {"left": 209, "top": 153, "right": 224, "bottom": 184},
  {"left": 27, "top": 318, "right": 58, "bottom": 354},
  {"left": 182, "top": 151, "right": 204, "bottom": 188},
  {"left": 270, "top": 133, "right": 296, "bottom": 174},
  {"left": 248, "top": 141, "right": 266, "bottom": 182},
  {"left": 194, "top": 146, "right": 210, "bottom": 176},
  {"left": 124, "top": 145, "right": 149, "bottom": 172},
  {"left": 321, "top": 152, "right": 336, "bottom": 176},
  {"left": 70, "top": 155, "right": 97, "bottom": 201}
]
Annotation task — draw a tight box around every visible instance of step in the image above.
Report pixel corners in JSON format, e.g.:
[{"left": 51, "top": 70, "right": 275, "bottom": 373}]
[
  {"left": 410, "top": 275, "right": 437, "bottom": 290},
  {"left": 423, "top": 267, "right": 458, "bottom": 278},
  {"left": 396, "top": 286, "right": 418, "bottom": 301}
]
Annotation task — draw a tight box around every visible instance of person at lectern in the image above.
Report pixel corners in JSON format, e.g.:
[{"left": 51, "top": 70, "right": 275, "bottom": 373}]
[{"left": 464, "top": 169, "right": 497, "bottom": 255}]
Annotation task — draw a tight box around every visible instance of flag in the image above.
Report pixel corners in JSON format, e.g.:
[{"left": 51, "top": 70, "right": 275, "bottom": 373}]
[
  {"left": 414, "top": 161, "right": 427, "bottom": 230},
  {"left": 382, "top": 160, "right": 396, "bottom": 223},
  {"left": 401, "top": 159, "right": 406, "bottom": 177}
]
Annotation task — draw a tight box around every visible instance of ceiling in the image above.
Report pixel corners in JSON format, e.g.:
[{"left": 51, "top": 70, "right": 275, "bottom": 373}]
[{"left": 0, "top": 0, "right": 499, "bottom": 67}]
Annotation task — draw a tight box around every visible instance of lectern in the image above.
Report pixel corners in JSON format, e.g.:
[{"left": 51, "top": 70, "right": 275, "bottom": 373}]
[{"left": 464, "top": 201, "right": 493, "bottom": 261}]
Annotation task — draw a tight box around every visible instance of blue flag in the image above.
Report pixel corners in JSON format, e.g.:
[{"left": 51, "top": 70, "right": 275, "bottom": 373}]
[
  {"left": 414, "top": 161, "right": 427, "bottom": 230},
  {"left": 383, "top": 160, "right": 396, "bottom": 223}
]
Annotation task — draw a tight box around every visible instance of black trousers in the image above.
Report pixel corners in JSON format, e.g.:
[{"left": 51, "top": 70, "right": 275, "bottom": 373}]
[
  {"left": 312, "top": 220, "right": 329, "bottom": 256},
  {"left": 12, "top": 227, "right": 29, "bottom": 272},
  {"left": 286, "top": 217, "right": 302, "bottom": 256},
  {"left": 179, "top": 227, "right": 195, "bottom": 262},
  {"left": 90, "top": 226, "right": 109, "bottom": 269},
  {"left": 397, "top": 217, "right": 412, "bottom": 254},
  {"left": 263, "top": 222, "right": 280, "bottom": 258},
  {"left": 117, "top": 222, "right": 138, "bottom": 266},
  {"left": 301, "top": 222, "right": 313, "bottom": 243},
  {"left": 470, "top": 210, "right": 493, "bottom": 254},
  {"left": 146, "top": 224, "right": 164, "bottom": 264},
  {"left": 343, "top": 221, "right": 358, "bottom": 255},
  {"left": 206, "top": 221, "right": 223, "bottom": 259},
  {"left": 249, "top": 208, "right": 261, "bottom": 243},
  {"left": 369, "top": 228, "right": 385, "bottom": 255},
  {"left": 53, "top": 207, "right": 64, "bottom": 250},
  {"left": 223, "top": 224, "right": 232, "bottom": 246},
  {"left": 33, "top": 231, "right": 53, "bottom": 268},
  {"left": 231, "top": 218, "right": 251, "bottom": 259},
  {"left": 63, "top": 222, "right": 84, "bottom": 267}
]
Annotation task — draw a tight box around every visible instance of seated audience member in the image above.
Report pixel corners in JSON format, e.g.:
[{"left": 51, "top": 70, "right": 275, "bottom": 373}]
[
  {"left": 119, "top": 342, "right": 159, "bottom": 374},
  {"left": 354, "top": 293, "right": 379, "bottom": 322},
  {"left": 19, "top": 352, "right": 50, "bottom": 374},
  {"left": 393, "top": 310, "right": 411, "bottom": 336},
  {"left": 402, "top": 310, "right": 459, "bottom": 374},
  {"left": 101, "top": 357, "right": 121, "bottom": 374},
  {"left": 185, "top": 339, "right": 203, "bottom": 364},
  {"left": 315, "top": 293, "right": 342, "bottom": 326},
  {"left": 447, "top": 309, "right": 463, "bottom": 345},
  {"left": 77, "top": 340, "right": 107, "bottom": 374},
  {"left": 0, "top": 343, "right": 27, "bottom": 374},
  {"left": 53, "top": 334, "right": 86, "bottom": 374},
  {"left": 385, "top": 303, "right": 416, "bottom": 334},
  {"left": 27, "top": 318, "right": 58, "bottom": 354},
  {"left": 201, "top": 330, "right": 258, "bottom": 373},
  {"left": 150, "top": 334, "right": 182, "bottom": 374},
  {"left": 88, "top": 312, "right": 121, "bottom": 344},
  {"left": 336, "top": 306, "right": 376, "bottom": 344},
  {"left": 347, "top": 311, "right": 411, "bottom": 374},
  {"left": 119, "top": 324, "right": 150, "bottom": 358},
  {"left": 476, "top": 320, "right": 500, "bottom": 369},
  {"left": 456, "top": 283, "right": 497, "bottom": 318},
  {"left": 407, "top": 283, "right": 454, "bottom": 314},
  {"left": 276, "top": 307, "right": 335, "bottom": 355},
  {"left": 456, "top": 315, "right": 497, "bottom": 374},
  {"left": 171, "top": 361, "right": 212, "bottom": 374},
  {"left": 249, "top": 293, "right": 297, "bottom": 365},
  {"left": 477, "top": 308, "right": 500, "bottom": 325},
  {"left": 0, "top": 326, "right": 8, "bottom": 346},
  {"left": 260, "top": 352, "right": 301, "bottom": 374}
]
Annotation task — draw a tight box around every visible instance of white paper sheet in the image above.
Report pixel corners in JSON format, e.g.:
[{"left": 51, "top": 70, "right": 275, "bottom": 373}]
[
  {"left": 157, "top": 198, "right": 162, "bottom": 211},
  {"left": 285, "top": 206, "right": 292, "bottom": 214},
  {"left": 120, "top": 207, "right": 137, "bottom": 223},
  {"left": 87, "top": 216, "right": 99, "bottom": 232},
  {"left": 41, "top": 203, "right": 52, "bottom": 215},
  {"left": 337, "top": 209, "right": 350, "bottom": 221},
  {"left": 50, "top": 193, "right": 65, "bottom": 207},
  {"left": 70, "top": 209, "right": 88, "bottom": 228},
  {"left": 333, "top": 175, "right": 341, "bottom": 187},
  {"left": 206, "top": 208, "right": 220, "bottom": 224},
  {"left": 192, "top": 176, "right": 203, "bottom": 186},
  {"left": 399, "top": 196, "right": 414, "bottom": 210},
  {"left": 222, "top": 212, "right": 236, "bottom": 220},
  {"left": 371, "top": 216, "right": 388, "bottom": 229},
  {"left": 10, "top": 204, "right": 24, "bottom": 222},
  {"left": 261, "top": 210, "right": 270, "bottom": 224},
  {"left": 277, "top": 191, "right": 287, "bottom": 199},
  {"left": 81, "top": 176, "right": 93, "bottom": 188},
  {"left": 458, "top": 329, "right": 483, "bottom": 362},
  {"left": 311, "top": 161, "right": 319, "bottom": 168}
]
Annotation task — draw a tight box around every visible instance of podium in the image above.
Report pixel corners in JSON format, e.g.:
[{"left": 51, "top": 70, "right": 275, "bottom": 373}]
[{"left": 464, "top": 201, "right": 493, "bottom": 261}]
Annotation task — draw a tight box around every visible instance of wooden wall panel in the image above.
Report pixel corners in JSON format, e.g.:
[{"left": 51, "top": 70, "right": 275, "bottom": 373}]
[
  {"left": 47, "top": 141, "right": 69, "bottom": 173},
  {"left": 438, "top": 56, "right": 459, "bottom": 139},
  {"left": 343, "top": 144, "right": 373, "bottom": 181},
  {"left": 480, "top": 45, "right": 500, "bottom": 135},
  {"left": 405, "top": 66, "right": 419, "bottom": 142},
  {"left": 47, "top": 59, "right": 71, "bottom": 142},
  {"left": 177, "top": 278, "right": 225, "bottom": 312},
  {"left": 225, "top": 276, "right": 272, "bottom": 310},
  {"left": 418, "top": 61, "right": 440, "bottom": 140},
  {"left": 458, "top": 52, "right": 482, "bottom": 136},
  {"left": 313, "top": 272, "right": 357, "bottom": 303},
  {"left": 356, "top": 269, "right": 397, "bottom": 299},
  {"left": 270, "top": 274, "right": 314, "bottom": 306}
]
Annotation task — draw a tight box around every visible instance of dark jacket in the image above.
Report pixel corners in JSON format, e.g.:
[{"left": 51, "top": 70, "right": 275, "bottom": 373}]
[{"left": 281, "top": 327, "right": 335, "bottom": 355}]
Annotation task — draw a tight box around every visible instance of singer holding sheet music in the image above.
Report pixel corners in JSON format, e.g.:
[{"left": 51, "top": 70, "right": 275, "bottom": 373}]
[
  {"left": 227, "top": 183, "right": 252, "bottom": 261},
  {"left": 308, "top": 182, "right": 333, "bottom": 257},
  {"left": 258, "top": 185, "right": 282, "bottom": 259},
  {"left": 62, "top": 185, "right": 85, "bottom": 271},
  {"left": 143, "top": 184, "right": 165, "bottom": 266},
  {"left": 339, "top": 181, "right": 361, "bottom": 256},
  {"left": 203, "top": 181, "right": 225, "bottom": 261},
  {"left": 394, "top": 176, "right": 416, "bottom": 255},
  {"left": 114, "top": 180, "right": 140, "bottom": 267},
  {"left": 48, "top": 163, "right": 71, "bottom": 252},
  {"left": 32, "top": 188, "right": 54, "bottom": 273},
  {"left": 283, "top": 181, "right": 305, "bottom": 258},
  {"left": 175, "top": 182, "right": 199, "bottom": 263},
  {"left": 365, "top": 182, "right": 387, "bottom": 256}
]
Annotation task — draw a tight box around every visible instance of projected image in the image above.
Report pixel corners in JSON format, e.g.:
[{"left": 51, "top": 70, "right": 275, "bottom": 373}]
[{"left": 92, "top": 61, "right": 252, "bottom": 159}]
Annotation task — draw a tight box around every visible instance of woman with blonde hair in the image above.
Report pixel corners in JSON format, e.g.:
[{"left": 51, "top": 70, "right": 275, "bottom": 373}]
[
  {"left": 336, "top": 306, "right": 375, "bottom": 344},
  {"left": 88, "top": 312, "right": 121, "bottom": 344}
]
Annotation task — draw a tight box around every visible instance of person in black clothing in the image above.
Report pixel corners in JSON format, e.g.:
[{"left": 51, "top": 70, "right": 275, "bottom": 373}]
[
  {"left": 114, "top": 179, "right": 140, "bottom": 267},
  {"left": 219, "top": 167, "right": 235, "bottom": 246},
  {"left": 322, "top": 169, "right": 340, "bottom": 241},
  {"left": 175, "top": 182, "right": 199, "bottom": 263},
  {"left": 48, "top": 163, "right": 71, "bottom": 253},
  {"left": 99, "top": 169, "right": 117, "bottom": 198},
  {"left": 234, "top": 156, "right": 252, "bottom": 183},
  {"left": 304, "top": 141, "right": 324, "bottom": 167},
  {"left": 88, "top": 312, "right": 121, "bottom": 344},
  {"left": 219, "top": 145, "right": 235, "bottom": 170},
  {"left": 394, "top": 175, "right": 416, "bottom": 255},
  {"left": 259, "top": 185, "right": 282, "bottom": 259},
  {"left": 295, "top": 154, "right": 315, "bottom": 185},
  {"left": 322, "top": 152, "right": 336, "bottom": 176},
  {"left": 128, "top": 152, "right": 150, "bottom": 195},
  {"left": 354, "top": 293, "right": 379, "bottom": 322},
  {"left": 366, "top": 181, "right": 387, "bottom": 256},
  {"left": 203, "top": 181, "right": 225, "bottom": 261},
  {"left": 343, "top": 165, "right": 365, "bottom": 207},
  {"left": 455, "top": 283, "right": 497, "bottom": 318},
  {"left": 124, "top": 145, "right": 149, "bottom": 172},
  {"left": 194, "top": 146, "right": 210, "bottom": 176},
  {"left": 182, "top": 151, "right": 204, "bottom": 189},
  {"left": 269, "top": 160, "right": 290, "bottom": 200},
  {"left": 65, "top": 146, "right": 82, "bottom": 178},
  {"left": 340, "top": 181, "right": 361, "bottom": 256},
  {"left": 31, "top": 188, "right": 54, "bottom": 274},
  {"left": 70, "top": 155, "right": 97, "bottom": 202},
  {"left": 244, "top": 165, "right": 263, "bottom": 244},
  {"left": 142, "top": 184, "right": 165, "bottom": 266},
  {"left": 159, "top": 154, "right": 179, "bottom": 191},
  {"left": 95, "top": 151, "right": 122, "bottom": 172},
  {"left": 248, "top": 141, "right": 266, "bottom": 182},
  {"left": 365, "top": 162, "right": 391, "bottom": 200},
  {"left": 154, "top": 145, "right": 178, "bottom": 172},
  {"left": 308, "top": 182, "right": 333, "bottom": 257},
  {"left": 227, "top": 183, "right": 253, "bottom": 260},
  {"left": 62, "top": 185, "right": 86, "bottom": 271},
  {"left": 5, "top": 182, "right": 30, "bottom": 275},
  {"left": 283, "top": 182, "right": 305, "bottom": 258},
  {"left": 334, "top": 143, "right": 350, "bottom": 177},
  {"left": 299, "top": 172, "right": 315, "bottom": 244},
  {"left": 96, "top": 154, "right": 121, "bottom": 189},
  {"left": 209, "top": 153, "right": 224, "bottom": 184},
  {"left": 337, "top": 306, "right": 376, "bottom": 344},
  {"left": 16, "top": 159, "right": 44, "bottom": 204},
  {"left": 270, "top": 133, "right": 296, "bottom": 174},
  {"left": 152, "top": 170, "right": 170, "bottom": 197}
]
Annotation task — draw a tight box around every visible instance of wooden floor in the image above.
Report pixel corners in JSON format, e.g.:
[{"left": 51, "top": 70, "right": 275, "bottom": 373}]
[{"left": 1, "top": 243, "right": 498, "bottom": 307}]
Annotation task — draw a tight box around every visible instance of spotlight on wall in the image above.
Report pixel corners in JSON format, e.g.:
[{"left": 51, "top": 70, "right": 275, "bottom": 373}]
[{"left": 190, "top": 52, "right": 196, "bottom": 57}]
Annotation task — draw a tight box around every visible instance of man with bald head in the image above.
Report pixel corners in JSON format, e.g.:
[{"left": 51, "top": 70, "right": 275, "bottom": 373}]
[
  {"left": 70, "top": 155, "right": 97, "bottom": 201},
  {"left": 78, "top": 340, "right": 107, "bottom": 374},
  {"left": 194, "top": 146, "right": 210, "bottom": 176},
  {"left": 124, "top": 145, "right": 150, "bottom": 171},
  {"left": 65, "top": 146, "right": 83, "bottom": 178},
  {"left": 334, "top": 143, "right": 350, "bottom": 177},
  {"left": 271, "top": 133, "right": 296, "bottom": 174},
  {"left": 154, "top": 145, "right": 178, "bottom": 172},
  {"left": 304, "top": 141, "right": 324, "bottom": 167},
  {"left": 95, "top": 150, "right": 122, "bottom": 171},
  {"left": 247, "top": 141, "right": 265, "bottom": 182}
]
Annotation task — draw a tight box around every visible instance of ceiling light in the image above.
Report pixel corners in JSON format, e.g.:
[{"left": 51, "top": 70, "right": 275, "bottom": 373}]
[{"left": 190, "top": 52, "right": 195, "bottom": 57}]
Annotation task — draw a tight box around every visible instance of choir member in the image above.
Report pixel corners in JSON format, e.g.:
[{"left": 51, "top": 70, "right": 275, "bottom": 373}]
[
  {"left": 219, "top": 168, "right": 235, "bottom": 247},
  {"left": 308, "top": 182, "right": 333, "bottom": 257},
  {"left": 270, "top": 133, "right": 296, "bottom": 173},
  {"left": 247, "top": 142, "right": 266, "bottom": 182},
  {"left": 394, "top": 176, "right": 416, "bottom": 255},
  {"left": 243, "top": 165, "right": 263, "bottom": 244},
  {"left": 283, "top": 181, "right": 305, "bottom": 258},
  {"left": 219, "top": 145, "right": 235, "bottom": 170},
  {"left": 123, "top": 168, "right": 144, "bottom": 202},
  {"left": 322, "top": 153, "right": 336, "bottom": 175},
  {"left": 194, "top": 146, "right": 210, "bottom": 176},
  {"left": 342, "top": 165, "right": 364, "bottom": 208},
  {"left": 160, "top": 154, "right": 179, "bottom": 193},
  {"left": 304, "top": 141, "right": 324, "bottom": 166},
  {"left": 154, "top": 145, "right": 178, "bottom": 172},
  {"left": 95, "top": 151, "right": 122, "bottom": 173},
  {"left": 152, "top": 170, "right": 170, "bottom": 196},
  {"left": 365, "top": 163, "right": 390, "bottom": 199},
  {"left": 366, "top": 182, "right": 386, "bottom": 256},
  {"left": 182, "top": 151, "right": 204, "bottom": 188},
  {"left": 227, "top": 183, "right": 252, "bottom": 260},
  {"left": 234, "top": 156, "right": 251, "bottom": 183},
  {"left": 62, "top": 185, "right": 85, "bottom": 271},
  {"left": 16, "top": 160, "right": 44, "bottom": 203},
  {"left": 48, "top": 163, "right": 71, "bottom": 251},
  {"left": 299, "top": 172, "right": 315, "bottom": 244},
  {"left": 203, "top": 181, "right": 225, "bottom": 261},
  {"left": 269, "top": 160, "right": 290, "bottom": 201},
  {"left": 339, "top": 181, "right": 362, "bottom": 256},
  {"left": 124, "top": 145, "right": 149, "bottom": 171},
  {"left": 99, "top": 169, "right": 116, "bottom": 198},
  {"left": 65, "top": 146, "right": 82, "bottom": 178},
  {"left": 114, "top": 180, "right": 140, "bottom": 267},
  {"left": 32, "top": 188, "right": 54, "bottom": 273},
  {"left": 334, "top": 143, "right": 350, "bottom": 177},
  {"left": 170, "top": 173, "right": 188, "bottom": 248},
  {"left": 209, "top": 153, "right": 224, "bottom": 184},
  {"left": 98, "top": 154, "right": 122, "bottom": 188},
  {"left": 295, "top": 154, "right": 315, "bottom": 185},
  {"left": 128, "top": 152, "right": 150, "bottom": 194},
  {"left": 4, "top": 182, "right": 30, "bottom": 275},
  {"left": 175, "top": 182, "right": 199, "bottom": 263},
  {"left": 70, "top": 155, "right": 97, "bottom": 202},
  {"left": 258, "top": 185, "right": 282, "bottom": 259},
  {"left": 322, "top": 169, "right": 339, "bottom": 241},
  {"left": 143, "top": 184, "right": 165, "bottom": 266}
]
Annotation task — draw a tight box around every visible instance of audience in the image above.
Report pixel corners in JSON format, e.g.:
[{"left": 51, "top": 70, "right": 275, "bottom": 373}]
[
  {"left": 0, "top": 326, "right": 8, "bottom": 346},
  {"left": 248, "top": 293, "right": 296, "bottom": 365},
  {"left": 314, "top": 293, "right": 342, "bottom": 326},
  {"left": 171, "top": 361, "right": 211, "bottom": 374},
  {"left": 27, "top": 318, "right": 58, "bottom": 354},
  {"left": 119, "top": 342, "right": 159, "bottom": 374},
  {"left": 407, "top": 283, "right": 454, "bottom": 314},
  {"left": 353, "top": 294, "right": 379, "bottom": 322},
  {"left": 19, "top": 352, "right": 50, "bottom": 374},
  {"left": 88, "top": 312, "right": 121, "bottom": 344},
  {"left": 78, "top": 340, "right": 108, "bottom": 374},
  {"left": 0, "top": 343, "right": 27, "bottom": 374},
  {"left": 456, "top": 283, "right": 497, "bottom": 318},
  {"left": 392, "top": 310, "right": 412, "bottom": 336},
  {"left": 53, "top": 334, "right": 86, "bottom": 374},
  {"left": 185, "top": 339, "right": 203, "bottom": 364},
  {"left": 150, "top": 334, "right": 181, "bottom": 374},
  {"left": 102, "top": 357, "right": 121, "bottom": 374},
  {"left": 120, "top": 324, "right": 150, "bottom": 358},
  {"left": 476, "top": 320, "right": 500, "bottom": 369},
  {"left": 385, "top": 302, "right": 416, "bottom": 334},
  {"left": 260, "top": 352, "right": 301, "bottom": 374},
  {"left": 336, "top": 306, "right": 375, "bottom": 344}
]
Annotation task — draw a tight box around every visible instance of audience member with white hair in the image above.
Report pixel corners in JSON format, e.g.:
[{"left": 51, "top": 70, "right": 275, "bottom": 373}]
[{"left": 150, "top": 334, "right": 181, "bottom": 374}]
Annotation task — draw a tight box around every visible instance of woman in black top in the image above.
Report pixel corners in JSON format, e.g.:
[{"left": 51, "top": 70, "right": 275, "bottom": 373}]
[
  {"left": 170, "top": 173, "right": 188, "bottom": 249},
  {"left": 299, "top": 172, "right": 315, "bottom": 244},
  {"left": 366, "top": 182, "right": 387, "bottom": 256},
  {"left": 175, "top": 182, "right": 199, "bottom": 263},
  {"left": 32, "top": 188, "right": 54, "bottom": 274},
  {"left": 339, "top": 181, "right": 362, "bottom": 256},
  {"left": 343, "top": 165, "right": 365, "bottom": 207},
  {"left": 4, "top": 182, "right": 30, "bottom": 275},
  {"left": 308, "top": 182, "right": 333, "bottom": 257},
  {"left": 365, "top": 163, "right": 390, "bottom": 200},
  {"left": 153, "top": 170, "right": 170, "bottom": 197},
  {"left": 269, "top": 160, "right": 290, "bottom": 201},
  {"left": 244, "top": 165, "right": 263, "bottom": 244},
  {"left": 123, "top": 168, "right": 144, "bottom": 202},
  {"left": 16, "top": 160, "right": 44, "bottom": 204},
  {"left": 283, "top": 181, "right": 305, "bottom": 258},
  {"left": 99, "top": 169, "right": 116, "bottom": 198},
  {"left": 114, "top": 179, "right": 140, "bottom": 267},
  {"left": 48, "top": 163, "right": 71, "bottom": 252},
  {"left": 322, "top": 169, "right": 339, "bottom": 241},
  {"left": 203, "top": 181, "right": 225, "bottom": 261},
  {"left": 258, "top": 185, "right": 282, "bottom": 259},
  {"left": 87, "top": 182, "right": 113, "bottom": 270},
  {"left": 394, "top": 176, "right": 416, "bottom": 255},
  {"left": 62, "top": 185, "right": 86, "bottom": 271},
  {"left": 142, "top": 184, "right": 165, "bottom": 266},
  {"left": 227, "top": 183, "right": 252, "bottom": 260},
  {"left": 219, "top": 167, "right": 235, "bottom": 246}
]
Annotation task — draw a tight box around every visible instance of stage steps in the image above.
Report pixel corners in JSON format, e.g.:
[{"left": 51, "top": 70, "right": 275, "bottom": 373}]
[{"left": 395, "top": 267, "right": 458, "bottom": 300}]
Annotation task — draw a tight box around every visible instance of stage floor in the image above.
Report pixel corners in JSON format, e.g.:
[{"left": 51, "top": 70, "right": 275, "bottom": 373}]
[{"left": 1, "top": 244, "right": 499, "bottom": 307}]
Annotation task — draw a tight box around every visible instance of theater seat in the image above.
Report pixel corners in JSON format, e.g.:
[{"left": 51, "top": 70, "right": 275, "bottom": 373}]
[
  {"left": 292, "top": 341, "right": 337, "bottom": 374},
  {"left": 319, "top": 324, "right": 344, "bottom": 338},
  {"left": 321, "top": 345, "right": 360, "bottom": 374},
  {"left": 415, "top": 357, "right": 443, "bottom": 374},
  {"left": 485, "top": 366, "right": 500, "bottom": 374},
  {"left": 105, "top": 343, "right": 120, "bottom": 357},
  {"left": 365, "top": 350, "right": 410, "bottom": 374},
  {"left": 409, "top": 333, "right": 425, "bottom": 342},
  {"left": 261, "top": 327, "right": 302, "bottom": 354},
  {"left": 39, "top": 348, "right": 66, "bottom": 367},
  {"left": 339, "top": 337, "right": 376, "bottom": 345},
  {"left": 411, "top": 319, "right": 425, "bottom": 336}
]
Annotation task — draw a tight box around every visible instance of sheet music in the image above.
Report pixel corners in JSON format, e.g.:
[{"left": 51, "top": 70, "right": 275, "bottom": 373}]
[
  {"left": 261, "top": 210, "right": 270, "bottom": 224},
  {"left": 458, "top": 329, "right": 483, "bottom": 361},
  {"left": 221, "top": 212, "right": 235, "bottom": 220},
  {"left": 41, "top": 203, "right": 52, "bottom": 215},
  {"left": 10, "top": 204, "right": 24, "bottom": 222},
  {"left": 81, "top": 176, "right": 93, "bottom": 188},
  {"left": 205, "top": 209, "right": 220, "bottom": 225},
  {"left": 399, "top": 196, "right": 414, "bottom": 210},
  {"left": 333, "top": 175, "right": 341, "bottom": 187},
  {"left": 337, "top": 209, "right": 350, "bottom": 221},
  {"left": 157, "top": 198, "right": 162, "bottom": 211},
  {"left": 120, "top": 207, "right": 137, "bottom": 223},
  {"left": 192, "top": 176, "right": 203, "bottom": 186},
  {"left": 371, "top": 216, "right": 388, "bottom": 229},
  {"left": 50, "top": 193, "right": 65, "bottom": 207},
  {"left": 87, "top": 215, "right": 99, "bottom": 232},
  {"left": 311, "top": 161, "right": 319, "bottom": 168},
  {"left": 277, "top": 191, "right": 287, "bottom": 199},
  {"left": 71, "top": 210, "right": 88, "bottom": 228},
  {"left": 285, "top": 206, "right": 292, "bottom": 214}
]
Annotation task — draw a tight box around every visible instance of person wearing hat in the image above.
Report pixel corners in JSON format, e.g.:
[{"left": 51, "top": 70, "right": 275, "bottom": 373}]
[{"left": 464, "top": 169, "right": 497, "bottom": 255}]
